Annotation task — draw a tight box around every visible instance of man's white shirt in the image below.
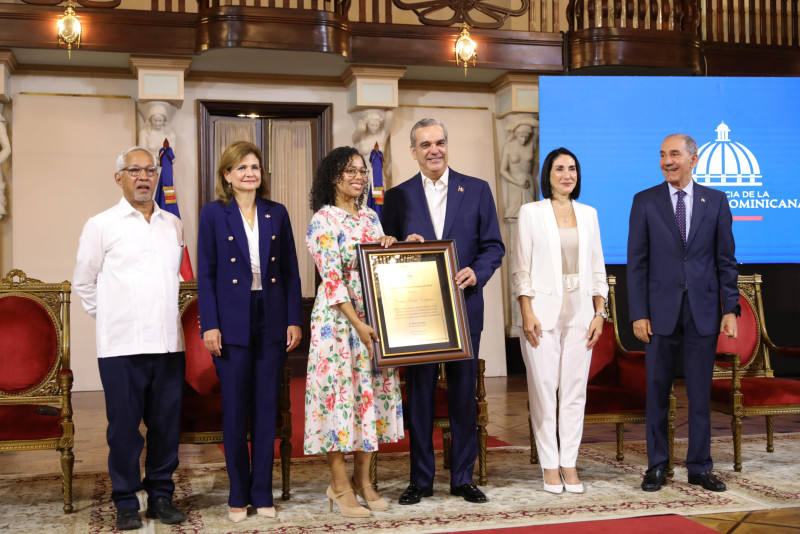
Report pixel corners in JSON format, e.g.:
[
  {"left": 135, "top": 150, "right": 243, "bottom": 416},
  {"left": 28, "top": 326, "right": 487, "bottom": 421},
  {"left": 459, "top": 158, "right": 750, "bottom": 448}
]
[
  {"left": 73, "top": 198, "right": 185, "bottom": 358},
  {"left": 421, "top": 167, "right": 449, "bottom": 240}
]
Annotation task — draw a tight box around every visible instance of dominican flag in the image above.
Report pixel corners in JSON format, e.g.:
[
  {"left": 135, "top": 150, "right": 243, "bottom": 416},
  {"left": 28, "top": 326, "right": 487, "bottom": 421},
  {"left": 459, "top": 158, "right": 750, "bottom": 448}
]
[
  {"left": 156, "top": 144, "right": 195, "bottom": 281},
  {"left": 367, "top": 145, "right": 384, "bottom": 217}
]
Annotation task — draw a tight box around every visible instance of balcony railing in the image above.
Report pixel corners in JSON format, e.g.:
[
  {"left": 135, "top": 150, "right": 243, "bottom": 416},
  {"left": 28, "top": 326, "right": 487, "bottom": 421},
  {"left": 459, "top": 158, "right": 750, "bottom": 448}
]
[{"left": 568, "top": 0, "right": 799, "bottom": 45}]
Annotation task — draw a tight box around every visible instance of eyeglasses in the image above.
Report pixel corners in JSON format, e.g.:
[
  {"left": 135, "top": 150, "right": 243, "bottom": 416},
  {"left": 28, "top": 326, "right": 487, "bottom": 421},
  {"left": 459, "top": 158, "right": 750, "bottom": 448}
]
[
  {"left": 344, "top": 167, "right": 370, "bottom": 179},
  {"left": 120, "top": 166, "right": 159, "bottom": 178}
]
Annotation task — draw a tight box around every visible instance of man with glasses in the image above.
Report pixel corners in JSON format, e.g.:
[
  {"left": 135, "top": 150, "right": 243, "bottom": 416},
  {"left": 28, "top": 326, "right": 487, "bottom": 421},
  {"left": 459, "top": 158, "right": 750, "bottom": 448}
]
[
  {"left": 381, "top": 118, "right": 505, "bottom": 505},
  {"left": 74, "top": 146, "right": 188, "bottom": 530}
]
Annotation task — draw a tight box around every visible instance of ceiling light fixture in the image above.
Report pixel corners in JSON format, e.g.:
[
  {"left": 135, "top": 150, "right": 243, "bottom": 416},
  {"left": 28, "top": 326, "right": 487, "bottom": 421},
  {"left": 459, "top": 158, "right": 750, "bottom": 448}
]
[
  {"left": 57, "top": 0, "right": 82, "bottom": 59},
  {"left": 454, "top": 23, "right": 477, "bottom": 75}
]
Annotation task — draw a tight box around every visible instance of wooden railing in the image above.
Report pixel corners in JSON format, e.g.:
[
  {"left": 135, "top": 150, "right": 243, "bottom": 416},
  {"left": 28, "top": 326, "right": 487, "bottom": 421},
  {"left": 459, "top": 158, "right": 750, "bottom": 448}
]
[
  {"left": 7, "top": 0, "right": 799, "bottom": 45},
  {"left": 567, "top": 0, "right": 799, "bottom": 45}
]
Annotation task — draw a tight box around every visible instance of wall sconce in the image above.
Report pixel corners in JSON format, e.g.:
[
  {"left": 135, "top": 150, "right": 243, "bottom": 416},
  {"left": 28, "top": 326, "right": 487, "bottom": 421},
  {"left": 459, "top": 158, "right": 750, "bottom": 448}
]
[
  {"left": 454, "top": 23, "right": 477, "bottom": 74},
  {"left": 57, "top": 0, "right": 82, "bottom": 58}
]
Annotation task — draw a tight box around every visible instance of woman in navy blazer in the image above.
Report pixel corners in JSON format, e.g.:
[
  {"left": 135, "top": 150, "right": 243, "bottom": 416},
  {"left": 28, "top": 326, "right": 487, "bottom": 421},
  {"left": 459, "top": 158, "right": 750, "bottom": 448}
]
[{"left": 197, "top": 141, "right": 302, "bottom": 523}]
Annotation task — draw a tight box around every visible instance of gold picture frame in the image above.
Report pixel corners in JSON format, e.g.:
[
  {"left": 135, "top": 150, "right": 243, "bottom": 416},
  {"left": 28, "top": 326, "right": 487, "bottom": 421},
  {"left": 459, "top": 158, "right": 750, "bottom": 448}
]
[{"left": 357, "top": 240, "right": 474, "bottom": 368}]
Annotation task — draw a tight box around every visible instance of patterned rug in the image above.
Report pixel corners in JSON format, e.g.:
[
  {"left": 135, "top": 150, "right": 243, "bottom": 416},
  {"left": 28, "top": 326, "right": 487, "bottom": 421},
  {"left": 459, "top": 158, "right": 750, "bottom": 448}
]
[{"left": 1, "top": 433, "right": 798, "bottom": 533}]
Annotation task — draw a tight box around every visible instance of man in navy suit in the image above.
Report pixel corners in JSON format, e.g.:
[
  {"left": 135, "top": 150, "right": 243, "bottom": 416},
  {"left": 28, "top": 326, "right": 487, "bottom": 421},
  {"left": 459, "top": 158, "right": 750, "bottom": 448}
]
[
  {"left": 381, "top": 118, "right": 505, "bottom": 504},
  {"left": 627, "top": 133, "right": 740, "bottom": 493}
]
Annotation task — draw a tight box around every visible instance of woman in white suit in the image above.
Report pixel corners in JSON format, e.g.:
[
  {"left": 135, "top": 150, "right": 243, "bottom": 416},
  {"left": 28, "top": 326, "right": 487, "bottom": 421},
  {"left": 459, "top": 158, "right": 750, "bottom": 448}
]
[{"left": 512, "top": 147, "right": 608, "bottom": 494}]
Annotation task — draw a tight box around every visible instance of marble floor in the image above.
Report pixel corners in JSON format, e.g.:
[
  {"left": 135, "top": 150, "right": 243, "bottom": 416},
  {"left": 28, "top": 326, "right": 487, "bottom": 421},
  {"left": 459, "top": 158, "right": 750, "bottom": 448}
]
[{"left": 2, "top": 377, "right": 798, "bottom": 533}]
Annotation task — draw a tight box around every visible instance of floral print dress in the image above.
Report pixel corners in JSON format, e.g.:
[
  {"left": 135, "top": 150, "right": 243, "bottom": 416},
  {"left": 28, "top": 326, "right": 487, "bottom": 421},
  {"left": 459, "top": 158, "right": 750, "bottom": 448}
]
[{"left": 304, "top": 205, "right": 404, "bottom": 454}]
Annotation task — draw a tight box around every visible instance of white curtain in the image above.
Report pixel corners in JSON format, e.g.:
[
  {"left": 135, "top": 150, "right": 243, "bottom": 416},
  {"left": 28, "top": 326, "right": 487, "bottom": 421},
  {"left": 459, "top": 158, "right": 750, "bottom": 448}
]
[
  {"left": 271, "top": 120, "right": 316, "bottom": 298},
  {"left": 214, "top": 119, "right": 257, "bottom": 173}
]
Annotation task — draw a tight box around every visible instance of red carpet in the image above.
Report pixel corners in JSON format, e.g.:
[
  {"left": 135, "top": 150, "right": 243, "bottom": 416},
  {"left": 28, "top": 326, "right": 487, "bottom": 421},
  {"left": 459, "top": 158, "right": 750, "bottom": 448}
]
[
  {"left": 283, "top": 377, "right": 509, "bottom": 457},
  {"left": 439, "top": 515, "right": 717, "bottom": 533}
]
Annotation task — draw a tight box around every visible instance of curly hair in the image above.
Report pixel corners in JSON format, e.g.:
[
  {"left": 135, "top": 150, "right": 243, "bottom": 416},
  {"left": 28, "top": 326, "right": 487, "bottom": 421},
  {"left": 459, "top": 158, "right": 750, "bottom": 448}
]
[
  {"left": 215, "top": 141, "right": 269, "bottom": 206},
  {"left": 309, "top": 146, "right": 367, "bottom": 212}
]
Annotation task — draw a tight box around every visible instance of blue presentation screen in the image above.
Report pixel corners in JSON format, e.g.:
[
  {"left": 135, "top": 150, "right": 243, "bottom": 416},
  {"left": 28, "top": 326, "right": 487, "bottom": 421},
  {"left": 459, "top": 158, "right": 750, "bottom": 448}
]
[{"left": 539, "top": 77, "right": 800, "bottom": 264}]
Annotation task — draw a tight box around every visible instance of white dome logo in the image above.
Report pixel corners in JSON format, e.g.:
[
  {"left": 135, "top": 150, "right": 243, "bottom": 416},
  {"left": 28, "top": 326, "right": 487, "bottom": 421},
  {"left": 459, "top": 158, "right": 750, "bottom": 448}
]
[{"left": 694, "top": 122, "right": 762, "bottom": 186}]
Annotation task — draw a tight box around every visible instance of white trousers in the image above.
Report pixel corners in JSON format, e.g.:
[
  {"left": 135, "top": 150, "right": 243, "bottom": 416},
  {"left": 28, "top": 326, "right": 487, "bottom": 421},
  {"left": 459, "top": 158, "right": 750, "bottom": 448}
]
[{"left": 520, "top": 284, "right": 592, "bottom": 469}]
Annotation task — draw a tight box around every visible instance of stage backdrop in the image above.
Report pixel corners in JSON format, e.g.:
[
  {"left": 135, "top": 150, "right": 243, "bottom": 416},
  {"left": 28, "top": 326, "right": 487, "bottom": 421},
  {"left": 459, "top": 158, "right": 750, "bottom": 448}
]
[{"left": 539, "top": 76, "right": 800, "bottom": 264}]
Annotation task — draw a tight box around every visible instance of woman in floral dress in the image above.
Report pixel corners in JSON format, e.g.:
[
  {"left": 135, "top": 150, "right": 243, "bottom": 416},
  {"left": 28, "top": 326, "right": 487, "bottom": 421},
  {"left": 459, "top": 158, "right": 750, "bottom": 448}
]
[{"left": 305, "top": 146, "right": 404, "bottom": 518}]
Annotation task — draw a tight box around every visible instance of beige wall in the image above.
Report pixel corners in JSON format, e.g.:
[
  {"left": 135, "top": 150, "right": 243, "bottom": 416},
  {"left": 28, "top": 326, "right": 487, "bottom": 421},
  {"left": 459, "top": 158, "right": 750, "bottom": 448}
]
[
  {"left": 12, "top": 92, "right": 136, "bottom": 392},
  {"left": 5, "top": 73, "right": 509, "bottom": 391}
]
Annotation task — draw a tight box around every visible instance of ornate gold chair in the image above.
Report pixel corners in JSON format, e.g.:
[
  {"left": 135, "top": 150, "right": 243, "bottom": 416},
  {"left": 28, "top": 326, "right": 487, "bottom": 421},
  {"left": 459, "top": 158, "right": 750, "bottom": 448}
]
[
  {"left": 0, "top": 269, "right": 74, "bottom": 513},
  {"left": 711, "top": 274, "right": 800, "bottom": 472},
  {"left": 177, "top": 281, "right": 293, "bottom": 499},
  {"left": 528, "top": 275, "right": 676, "bottom": 475}
]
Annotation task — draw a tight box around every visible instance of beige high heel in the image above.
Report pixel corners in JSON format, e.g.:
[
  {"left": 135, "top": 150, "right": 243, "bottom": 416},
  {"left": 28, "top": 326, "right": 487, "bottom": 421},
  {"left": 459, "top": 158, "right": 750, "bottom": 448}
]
[
  {"left": 256, "top": 506, "right": 276, "bottom": 518},
  {"left": 350, "top": 476, "right": 389, "bottom": 511},
  {"left": 228, "top": 507, "right": 248, "bottom": 523},
  {"left": 326, "top": 485, "right": 370, "bottom": 518}
]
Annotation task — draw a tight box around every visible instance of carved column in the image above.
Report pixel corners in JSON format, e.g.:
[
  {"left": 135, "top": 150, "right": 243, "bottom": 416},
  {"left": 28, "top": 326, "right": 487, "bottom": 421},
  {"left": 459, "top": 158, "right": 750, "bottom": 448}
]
[
  {"left": 342, "top": 66, "right": 406, "bottom": 212},
  {"left": 493, "top": 74, "right": 540, "bottom": 336}
]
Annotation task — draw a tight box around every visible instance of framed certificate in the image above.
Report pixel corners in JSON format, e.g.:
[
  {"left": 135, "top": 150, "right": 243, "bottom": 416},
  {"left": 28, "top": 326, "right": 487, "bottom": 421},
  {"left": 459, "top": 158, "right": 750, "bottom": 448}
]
[{"left": 357, "top": 240, "right": 474, "bottom": 368}]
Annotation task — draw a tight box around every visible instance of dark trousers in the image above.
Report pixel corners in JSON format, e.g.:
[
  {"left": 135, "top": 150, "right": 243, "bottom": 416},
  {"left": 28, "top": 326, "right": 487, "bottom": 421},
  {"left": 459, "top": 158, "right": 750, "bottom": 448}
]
[
  {"left": 645, "top": 293, "right": 718, "bottom": 474},
  {"left": 406, "top": 334, "right": 481, "bottom": 488},
  {"left": 98, "top": 352, "right": 185, "bottom": 510},
  {"left": 213, "top": 292, "right": 285, "bottom": 508}
]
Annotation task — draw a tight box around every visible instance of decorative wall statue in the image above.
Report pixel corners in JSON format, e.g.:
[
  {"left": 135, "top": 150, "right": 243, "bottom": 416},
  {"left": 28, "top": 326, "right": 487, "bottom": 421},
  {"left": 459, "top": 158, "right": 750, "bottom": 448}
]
[
  {"left": 0, "top": 108, "right": 11, "bottom": 221},
  {"left": 353, "top": 109, "right": 391, "bottom": 159},
  {"left": 499, "top": 113, "right": 539, "bottom": 220},
  {"left": 137, "top": 101, "right": 177, "bottom": 157},
  {"left": 352, "top": 109, "right": 392, "bottom": 214}
]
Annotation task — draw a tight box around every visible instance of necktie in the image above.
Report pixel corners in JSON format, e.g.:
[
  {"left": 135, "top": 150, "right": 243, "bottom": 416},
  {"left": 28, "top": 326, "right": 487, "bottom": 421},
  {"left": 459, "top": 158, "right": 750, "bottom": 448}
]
[{"left": 676, "top": 189, "right": 687, "bottom": 247}]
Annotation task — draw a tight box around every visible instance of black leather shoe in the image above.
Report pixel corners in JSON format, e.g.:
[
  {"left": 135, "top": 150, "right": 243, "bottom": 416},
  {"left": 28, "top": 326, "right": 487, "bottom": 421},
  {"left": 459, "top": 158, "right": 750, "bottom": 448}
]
[
  {"left": 450, "top": 482, "right": 487, "bottom": 503},
  {"left": 688, "top": 471, "right": 727, "bottom": 492},
  {"left": 116, "top": 509, "right": 142, "bottom": 530},
  {"left": 145, "top": 496, "right": 187, "bottom": 524},
  {"left": 398, "top": 483, "right": 433, "bottom": 505},
  {"left": 641, "top": 468, "right": 667, "bottom": 492}
]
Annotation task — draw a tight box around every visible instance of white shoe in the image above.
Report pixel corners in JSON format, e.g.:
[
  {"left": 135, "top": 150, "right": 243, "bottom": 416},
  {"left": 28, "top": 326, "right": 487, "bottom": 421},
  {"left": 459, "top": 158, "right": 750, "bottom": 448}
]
[
  {"left": 257, "top": 506, "right": 276, "bottom": 518},
  {"left": 542, "top": 470, "right": 563, "bottom": 494},
  {"left": 560, "top": 470, "right": 584, "bottom": 494},
  {"left": 229, "top": 508, "right": 248, "bottom": 523}
]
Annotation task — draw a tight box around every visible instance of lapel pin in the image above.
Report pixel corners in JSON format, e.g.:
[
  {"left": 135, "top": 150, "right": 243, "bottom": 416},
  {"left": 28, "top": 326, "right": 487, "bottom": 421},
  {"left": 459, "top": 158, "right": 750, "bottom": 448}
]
[
  {"left": 265, "top": 214, "right": 271, "bottom": 218},
  {"left": 458, "top": 186, "right": 464, "bottom": 192},
  {"left": 701, "top": 197, "right": 706, "bottom": 203}
]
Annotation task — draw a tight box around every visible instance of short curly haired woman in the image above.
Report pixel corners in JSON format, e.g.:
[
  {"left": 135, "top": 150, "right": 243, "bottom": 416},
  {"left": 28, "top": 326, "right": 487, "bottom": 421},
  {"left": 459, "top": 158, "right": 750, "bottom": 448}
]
[{"left": 304, "top": 146, "right": 404, "bottom": 518}]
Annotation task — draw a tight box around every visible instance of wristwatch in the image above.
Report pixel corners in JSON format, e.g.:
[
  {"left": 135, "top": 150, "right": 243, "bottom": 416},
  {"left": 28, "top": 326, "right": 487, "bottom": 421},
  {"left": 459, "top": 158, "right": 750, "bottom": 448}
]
[{"left": 594, "top": 311, "right": 607, "bottom": 319}]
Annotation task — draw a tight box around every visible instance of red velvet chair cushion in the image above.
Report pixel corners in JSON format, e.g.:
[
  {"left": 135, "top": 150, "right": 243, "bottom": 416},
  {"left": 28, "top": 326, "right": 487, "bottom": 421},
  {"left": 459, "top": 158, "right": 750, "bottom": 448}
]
[
  {"left": 585, "top": 385, "right": 646, "bottom": 413},
  {"left": 711, "top": 377, "right": 800, "bottom": 406},
  {"left": 588, "top": 321, "right": 617, "bottom": 383},
  {"left": 181, "top": 299, "right": 221, "bottom": 396},
  {"left": 0, "top": 296, "right": 58, "bottom": 393},
  {"left": 716, "top": 295, "right": 758, "bottom": 367},
  {"left": 0, "top": 405, "right": 62, "bottom": 440}
]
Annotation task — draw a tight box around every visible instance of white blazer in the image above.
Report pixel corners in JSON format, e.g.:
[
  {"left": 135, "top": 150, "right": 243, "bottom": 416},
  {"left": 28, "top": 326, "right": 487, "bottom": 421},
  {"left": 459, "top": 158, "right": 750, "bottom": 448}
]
[{"left": 511, "top": 199, "right": 608, "bottom": 331}]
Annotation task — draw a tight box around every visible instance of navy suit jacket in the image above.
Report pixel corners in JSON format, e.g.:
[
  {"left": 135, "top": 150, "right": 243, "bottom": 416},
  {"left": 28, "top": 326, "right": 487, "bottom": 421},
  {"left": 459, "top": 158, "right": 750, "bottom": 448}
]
[
  {"left": 627, "top": 181, "right": 739, "bottom": 337},
  {"left": 381, "top": 169, "right": 505, "bottom": 335},
  {"left": 197, "top": 197, "right": 303, "bottom": 346}
]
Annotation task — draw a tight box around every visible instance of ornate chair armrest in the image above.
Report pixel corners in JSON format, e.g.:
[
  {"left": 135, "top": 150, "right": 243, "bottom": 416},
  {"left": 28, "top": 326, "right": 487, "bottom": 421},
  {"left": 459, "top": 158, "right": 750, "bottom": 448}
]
[
  {"left": 768, "top": 345, "right": 800, "bottom": 359},
  {"left": 617, "top": 349, "right": 645, "bottom": 362},
  {"left": 714, "top": 352, "right": 740, "bottom": 365}
]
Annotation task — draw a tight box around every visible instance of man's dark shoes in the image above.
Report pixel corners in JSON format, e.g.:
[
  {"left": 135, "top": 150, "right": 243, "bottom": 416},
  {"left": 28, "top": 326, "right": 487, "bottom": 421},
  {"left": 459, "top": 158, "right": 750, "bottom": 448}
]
[
  {"left": 116, "top": 509, "right": 142, "bottom": 530},
  {"left": 641, "top": 468, "right": 667, "bottom": 492},
  {"left": 145, "top": 496, "right": 187, "bottom": 524},
  {"left": 688, "top": 471, "right": 727, "bottom": 492},
  {"left": 450, "top": 482, "right": 487, "bottom": 503},
  {"left": 398, "top": 483, "right": 433, "bottom": 505}
]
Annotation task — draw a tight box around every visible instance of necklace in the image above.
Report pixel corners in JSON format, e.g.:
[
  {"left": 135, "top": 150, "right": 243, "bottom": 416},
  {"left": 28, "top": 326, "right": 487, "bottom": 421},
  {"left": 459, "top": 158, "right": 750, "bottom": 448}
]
[
  {"left": 239, "top": 206, "right": 255, "bottom": 226},
  {"left": 553, "top": 201, "right": 571, "bottom": 222}
]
